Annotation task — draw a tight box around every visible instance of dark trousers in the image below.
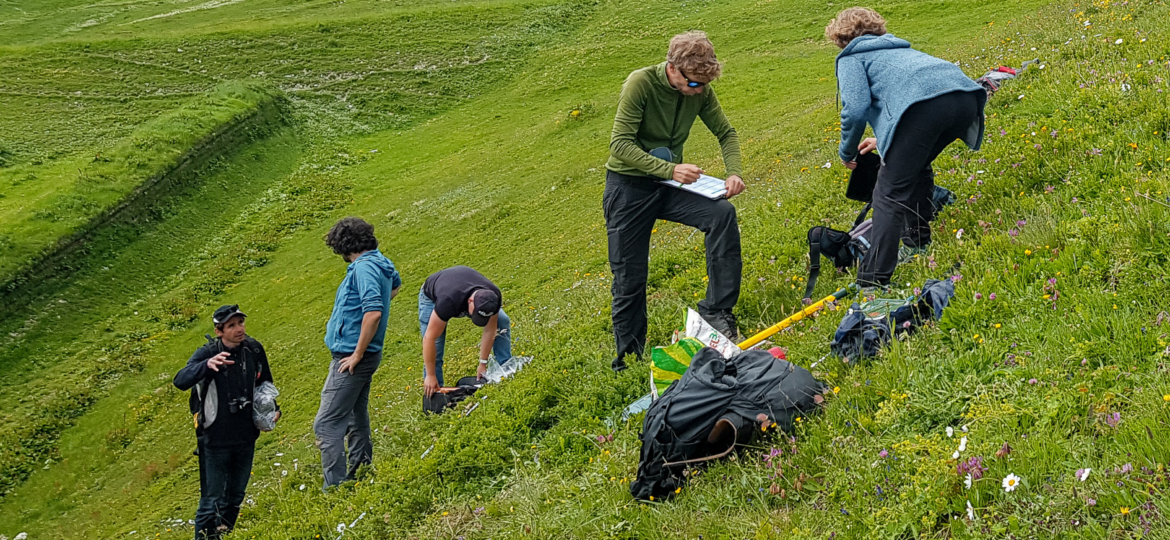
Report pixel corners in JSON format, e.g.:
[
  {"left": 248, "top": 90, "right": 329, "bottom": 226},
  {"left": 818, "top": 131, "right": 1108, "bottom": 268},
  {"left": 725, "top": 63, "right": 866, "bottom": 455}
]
[
  {"left": 604, "top": 171, "right": 742, "bottom": 358},
  {"left": 313, "top": 350, "right": 381, "bottom": 488},
  {"left": 858, "top": 91, "right": 981, "bottom": 286},
  {"left": 194, "top": 440, "right": 255, "bottom": 540}
]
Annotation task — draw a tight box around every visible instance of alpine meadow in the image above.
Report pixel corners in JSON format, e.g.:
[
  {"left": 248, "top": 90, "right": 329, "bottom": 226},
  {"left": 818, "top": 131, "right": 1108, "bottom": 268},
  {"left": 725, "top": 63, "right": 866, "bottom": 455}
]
[{"left": 3, "top": 0, "right": 1170, "bottom": 538}]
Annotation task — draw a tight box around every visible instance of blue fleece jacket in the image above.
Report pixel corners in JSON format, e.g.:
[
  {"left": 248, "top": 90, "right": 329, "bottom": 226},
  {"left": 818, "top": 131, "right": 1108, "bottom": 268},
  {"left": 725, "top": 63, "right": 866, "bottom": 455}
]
[
  {"left": 325, "top": 249, "right": 402, "bottom": 354},
  {"left": 835, "top": 34, "right": 986, "bottom": 163}
]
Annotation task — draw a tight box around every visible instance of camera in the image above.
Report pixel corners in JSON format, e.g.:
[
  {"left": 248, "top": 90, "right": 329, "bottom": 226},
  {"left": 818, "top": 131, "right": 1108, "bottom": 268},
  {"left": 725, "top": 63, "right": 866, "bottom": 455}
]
[{"left": 228, "top": 396, "right": 251, "bottom": 414}]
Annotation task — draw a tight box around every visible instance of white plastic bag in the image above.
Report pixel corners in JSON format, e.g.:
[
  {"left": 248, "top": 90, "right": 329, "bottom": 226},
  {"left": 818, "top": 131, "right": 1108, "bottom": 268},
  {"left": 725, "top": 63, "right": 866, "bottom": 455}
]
[
  {"left": 684, "top": 308, "right": 741, "bottom": 359},
  {"left": 484, "top": 355, "right": 533, "bottom": 383},
  {"left": 252, "top": 381, "right": 280, "bottom": 431}
]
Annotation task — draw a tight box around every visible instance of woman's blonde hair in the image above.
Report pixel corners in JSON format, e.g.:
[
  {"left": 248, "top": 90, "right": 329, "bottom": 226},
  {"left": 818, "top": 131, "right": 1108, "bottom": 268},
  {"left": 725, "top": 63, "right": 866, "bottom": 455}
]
[
  {"left": 825, "top": 7, "right": 887, "bottom": 49},
  {"left": 666, "top": 31, "right": 722, "bottom": 81}
]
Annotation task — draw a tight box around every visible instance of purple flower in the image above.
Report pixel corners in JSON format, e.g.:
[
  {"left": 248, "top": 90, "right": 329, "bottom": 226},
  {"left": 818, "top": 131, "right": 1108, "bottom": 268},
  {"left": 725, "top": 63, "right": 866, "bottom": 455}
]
[
  {"left": 1105, "top": 412, "right": 1121, "bottom": 428},
  {"left": 975, "top": 292, "right": 983, "bottom": 300},
  {"left": 879, "top": 449, "right": 889, "bottom": 458},
  {"left": 989, "top": 293, "right": 997, "bottom": 300},
  {"left": 1089, "top": 148, "right": 1102, "bottom": 156},
  {"left": 1034, "top": 144, "right": 1043, "bottom": 150},
  {"left": 957, "top": 456, "right": 987, "bottom": 480},
  {"left": 1045, "top": 185, "right": 1055, "bottom": 193},
  {"left": 1008, "top": 229, "right": 1019, "bottom": 237},
  {"left": 999, "top": 128, "right": 1007, "bottom": 136},
  {"left": 1119, "top": 463, "right": 1134, "bottom": 474},
  {"left": 1029, "top": 378, "right": 1038, "bottom": 385},
  {"left": 1071, "top": 197, "right": 1079, "bottom": 203},
  {"left": 1017, "top": 219, "right": 1027, "bottom": 227},
  {"left": 950, "top": 274, "right": 963, "bottom": 283},
  {"left": 1088, "top": 498, "right": 1097, "bottom": 506},
  {"left": 1048, "top": 278, "right": 1058, "bottom": 286}
]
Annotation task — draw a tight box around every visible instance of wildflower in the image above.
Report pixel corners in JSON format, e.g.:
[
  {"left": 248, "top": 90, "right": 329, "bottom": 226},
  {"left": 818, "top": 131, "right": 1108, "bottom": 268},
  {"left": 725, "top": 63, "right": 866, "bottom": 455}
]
[
  {"left": 1088, "top": 498, "right": 1097, "bottom": 506},
  {"left": 956, "top": 228, "right": 964, "bottom": 240},
  {"left": 974, "top": 292, "right": 983, "bottom": 300},
  {"left": 1016, "top": 220, "right": 1026, "bottom": 228},
  {"left": 1115, "top": 39, "right": 1124, "bottom": 44},
  {"left": 967, "top": 500, "right": 975, "bottom": 520},
  {"left": 989, "top": 293, "right": 997, "bottom": 300},
  {"left": 953, "top": 450, "right": 961, "bottom": 459},
  {"left": 878, "top": 449, "right": 889, "bottom": 458},
  {"left": 1121, "top": 507, "right": 1130, "bottom": 516},
  {"left": 957, "top": 456, "right": 987, "bottom": 480},
  {"left": 965, "top": 473, "right": 973, "bottom": 489},
  {"left": 1163, "top": 395, "right": 1170, "bottom": 402},
  {"left": 1119, "top": 463, "right": 1134, "bottom": 474},
  {"left": 959, "top": 436, "right": 968, "bottom": 452},
  {"left": 1029, "top": 378, "right": 1037, "bottom": 384},
  {"left": 1003, "top": 473, "right": 1021, "bottom": 492},
  {"left": 996, "top": 442, "right": 1012, "bottom": 459},
  {"left": 1076, "top": 468, "right": 1091, "bottom": 482},
  {"left": 1105, "top": 412, "right": 1121, "bottom": 428},
  {"left": 1008, "top": 229, "right": 1019, "bottom": 237},
  {"left": 946, "top": 426, "right": 954, "bottom": 438},
  {"left": 1025, "top": 249, "right": 1032, "bottom": 256}
]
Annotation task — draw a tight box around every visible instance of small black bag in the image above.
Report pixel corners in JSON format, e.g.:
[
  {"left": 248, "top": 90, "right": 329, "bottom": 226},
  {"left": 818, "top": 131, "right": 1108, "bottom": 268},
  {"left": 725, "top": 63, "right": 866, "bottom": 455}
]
[{"left": 423, "top": 376, "right": 484, "bottom": 414}]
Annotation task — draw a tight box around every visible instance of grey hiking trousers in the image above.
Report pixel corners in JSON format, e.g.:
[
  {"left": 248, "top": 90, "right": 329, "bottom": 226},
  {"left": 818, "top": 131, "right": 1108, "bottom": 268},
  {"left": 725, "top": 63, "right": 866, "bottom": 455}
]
[
  {"left": 313, "top": 350, "right": 381, "bottom": 488},
  {"left": 604, "top": 170, "right": 742, "bottom": 359}
]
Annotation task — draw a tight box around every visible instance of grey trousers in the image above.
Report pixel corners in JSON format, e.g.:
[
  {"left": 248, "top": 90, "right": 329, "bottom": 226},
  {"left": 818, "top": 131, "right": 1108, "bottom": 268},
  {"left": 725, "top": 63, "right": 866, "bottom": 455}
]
[
  {"left": 313, "top": 350, "right": 381, "bottom": 488},
  {"left": 604, "top": 171, "right": 742, "bottom": 358}
]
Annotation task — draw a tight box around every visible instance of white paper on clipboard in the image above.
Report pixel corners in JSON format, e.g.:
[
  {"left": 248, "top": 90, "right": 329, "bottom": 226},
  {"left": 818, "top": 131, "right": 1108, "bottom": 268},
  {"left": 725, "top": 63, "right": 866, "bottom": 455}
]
[{"left": 659, "top": 174, "right": 727, "bottom": 200}]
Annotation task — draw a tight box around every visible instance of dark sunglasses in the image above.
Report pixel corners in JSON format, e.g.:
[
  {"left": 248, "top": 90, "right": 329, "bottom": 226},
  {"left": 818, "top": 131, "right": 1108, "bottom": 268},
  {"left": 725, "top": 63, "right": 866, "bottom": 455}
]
[{"left": 678, "top": 69, "right": 707, "bottom": 88}]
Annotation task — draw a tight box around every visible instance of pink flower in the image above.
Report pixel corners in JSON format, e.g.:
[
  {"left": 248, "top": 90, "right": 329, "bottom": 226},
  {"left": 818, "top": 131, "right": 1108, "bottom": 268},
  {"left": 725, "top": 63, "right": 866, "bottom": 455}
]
[
  {"left": 989, "top": 293, "right": 997, "bottom": 300},
  {"left": 879, "top": 449, "right": 889, "bottom": 458}
]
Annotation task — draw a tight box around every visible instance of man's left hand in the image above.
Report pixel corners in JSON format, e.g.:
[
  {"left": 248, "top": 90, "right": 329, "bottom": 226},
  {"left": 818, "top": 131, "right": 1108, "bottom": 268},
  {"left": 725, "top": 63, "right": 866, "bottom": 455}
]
[
  {"left": 725, "top": 175, "right": 745, "bottom": 198},
  {"left": 843, "top": 160, "right": 857, "bottom": 170},
  {"left": 476, "top": 362, "right": 489, "bottom": 380},
  {"left": 338, "top": 354, "right": 361, "bottom": 374}
]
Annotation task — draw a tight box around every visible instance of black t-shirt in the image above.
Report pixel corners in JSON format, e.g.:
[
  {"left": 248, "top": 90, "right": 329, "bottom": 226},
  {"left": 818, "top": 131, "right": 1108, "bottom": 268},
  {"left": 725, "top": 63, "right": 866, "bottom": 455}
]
[{"left": 422, "top": 266, "right": 501, "bottom": 322}]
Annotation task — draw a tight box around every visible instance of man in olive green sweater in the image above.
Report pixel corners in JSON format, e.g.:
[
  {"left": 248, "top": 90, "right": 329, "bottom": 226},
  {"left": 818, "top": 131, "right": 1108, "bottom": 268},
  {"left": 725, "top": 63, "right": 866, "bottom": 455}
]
[{"left": 605, "top": 30, "right": 745, "bottom": 372}]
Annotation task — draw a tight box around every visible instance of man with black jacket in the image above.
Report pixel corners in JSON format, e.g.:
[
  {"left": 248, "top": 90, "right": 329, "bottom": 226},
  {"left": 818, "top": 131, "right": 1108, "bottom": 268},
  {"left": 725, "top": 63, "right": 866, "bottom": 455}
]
[{"left": 174, "top": 305, "right": 279, "bottom": 540}]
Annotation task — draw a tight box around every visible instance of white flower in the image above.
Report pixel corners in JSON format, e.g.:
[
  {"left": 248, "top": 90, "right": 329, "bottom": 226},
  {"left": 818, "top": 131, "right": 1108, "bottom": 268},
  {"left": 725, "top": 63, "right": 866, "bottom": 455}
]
[
  {"left": 15, "top": 533, "right": 28, "bottom": 540},
  {"left": 959, "top": 436, "right": 968, "bottom": 452},
  {"left": 299, "top": 484, "right": 306, "bottom": 491},
  {"left": 962, "top": 425, "right": 969, "bottom": 433},
  {"left": 953, "top": 450, "right": 961, "bottom": 459},
  {"left": 1003, "top": 473, "right": 1021, "bottom": 492},
  {"left": 1077, "top": 468, "right": 1091, "bottom": 482},
  {"left": 1115, "top": 38, "right": 1124, "bottom": 44},
  {"left": 821, "top": 161, "right": 832, "bottom": 169},
  {"left": 337, "top": 523, "right": 346, "bottom": 533},
  {"left": 946, "top": 426, "right": 954, "bottom": 438},
  {"left": 956, "top": 229, "right": 964, "bottom": 240},
  {"left": 967, "top": 500, "right": 975, "bottom": 520},
  {"left": 965, "top": 473, "right": 973, "bottom": 489}
]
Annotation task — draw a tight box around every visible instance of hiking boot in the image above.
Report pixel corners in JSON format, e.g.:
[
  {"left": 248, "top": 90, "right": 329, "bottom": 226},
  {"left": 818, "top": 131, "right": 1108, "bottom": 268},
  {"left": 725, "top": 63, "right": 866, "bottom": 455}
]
[
  {"left": 611, "top": 356, "right": 628, "bottom": 373},
  {"left": 701, "top": 309, "right": 740, "bottom": 340},
  {"left": 898, "top": 244, "right": 930, "bottom": 264}
]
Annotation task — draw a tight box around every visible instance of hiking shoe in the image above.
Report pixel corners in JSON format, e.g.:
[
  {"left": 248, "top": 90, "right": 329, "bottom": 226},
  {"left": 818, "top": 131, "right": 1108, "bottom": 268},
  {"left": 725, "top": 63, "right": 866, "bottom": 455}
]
[
  {"left": 612, "top": 356, "right": 629, "bottom": 373},
  {"left": 701, "top": 309, "right": 740, "bottom": 341},
  {"left": 898, "top": 244, "right": 930, "bottom": 264}
]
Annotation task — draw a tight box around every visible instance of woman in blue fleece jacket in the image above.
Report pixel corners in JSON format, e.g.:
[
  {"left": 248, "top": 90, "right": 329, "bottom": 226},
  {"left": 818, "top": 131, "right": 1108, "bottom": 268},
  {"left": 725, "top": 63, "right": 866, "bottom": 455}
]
[{"left": 827, "top": 7, "right": 986, "bottom": 289}]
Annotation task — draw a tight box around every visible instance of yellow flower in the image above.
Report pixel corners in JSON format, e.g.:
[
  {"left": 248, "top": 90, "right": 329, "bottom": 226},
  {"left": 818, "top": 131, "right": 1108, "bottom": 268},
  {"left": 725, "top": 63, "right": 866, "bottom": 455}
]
[
  {"left": 1025, "top": 250, "right": 1033, "bottom": 256},
  {"left": 833, "top": 386, "right": 841, "bottom": 394},
  {"left": 675, "top": 487, "right": 682, "bottom": 494},
  {"left": 995, "top": 324, "right": 1002, "bottom": 329},
  {"left": 1163, "top": 395, "right": 1170, "bottom": 402},
  {"left": 1121, "top": 507, "right": 1130, "bottom": 515}
]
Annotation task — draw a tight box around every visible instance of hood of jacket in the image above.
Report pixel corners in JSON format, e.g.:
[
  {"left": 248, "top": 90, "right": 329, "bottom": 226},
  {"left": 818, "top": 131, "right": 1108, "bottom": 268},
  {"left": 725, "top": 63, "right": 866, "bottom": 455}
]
[
  {"left": 350, "top": 249, "right": 396, "bottom": 278},
  {"left": 837, "top": 33, "right": 912, "bottom": 59}
]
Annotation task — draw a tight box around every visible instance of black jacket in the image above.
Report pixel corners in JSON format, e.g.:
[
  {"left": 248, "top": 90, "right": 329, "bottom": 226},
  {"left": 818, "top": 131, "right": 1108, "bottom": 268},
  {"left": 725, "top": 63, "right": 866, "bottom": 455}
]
[{"left": 174, "top": 335, "right": 275, "bottom": 445}]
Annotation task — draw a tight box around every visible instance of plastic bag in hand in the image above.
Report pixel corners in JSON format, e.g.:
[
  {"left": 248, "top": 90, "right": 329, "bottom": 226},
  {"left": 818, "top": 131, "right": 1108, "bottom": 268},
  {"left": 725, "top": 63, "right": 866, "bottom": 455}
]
[{"left": 252, "top": 381, "right": 280, "bottom": 431}]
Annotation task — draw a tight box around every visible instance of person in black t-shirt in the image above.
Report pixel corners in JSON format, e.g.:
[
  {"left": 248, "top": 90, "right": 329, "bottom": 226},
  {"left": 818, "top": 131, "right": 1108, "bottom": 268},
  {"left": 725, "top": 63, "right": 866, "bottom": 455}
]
[
  {"left": 174, "top": 305, "right": 279, "bottom": 540},
  {"left": 419, "top": 266, "right": 511, "bottom": 398}
]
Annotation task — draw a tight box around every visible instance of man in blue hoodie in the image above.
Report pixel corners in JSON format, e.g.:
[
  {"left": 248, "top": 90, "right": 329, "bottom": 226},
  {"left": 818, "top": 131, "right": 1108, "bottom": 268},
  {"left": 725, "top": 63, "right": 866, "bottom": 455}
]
[
  {"left": 315, "top": 216, "right": 402, "bottom": 488},
  {"left": 827, "top": 7, "right": 986, "bottom": 291}
]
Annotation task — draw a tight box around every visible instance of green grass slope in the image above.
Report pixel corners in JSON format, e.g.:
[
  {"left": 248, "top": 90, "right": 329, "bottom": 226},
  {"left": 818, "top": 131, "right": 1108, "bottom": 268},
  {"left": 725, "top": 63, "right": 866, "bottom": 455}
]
[{"left": 4, "top": 0, "right": 1170, "bottom": 538}]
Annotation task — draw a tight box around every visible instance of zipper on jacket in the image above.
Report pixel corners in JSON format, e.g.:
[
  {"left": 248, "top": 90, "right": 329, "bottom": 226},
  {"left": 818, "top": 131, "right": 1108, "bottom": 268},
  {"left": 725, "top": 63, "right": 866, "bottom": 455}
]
[{"left": 669, "top": 93, "right": 684, "bottom": 154}]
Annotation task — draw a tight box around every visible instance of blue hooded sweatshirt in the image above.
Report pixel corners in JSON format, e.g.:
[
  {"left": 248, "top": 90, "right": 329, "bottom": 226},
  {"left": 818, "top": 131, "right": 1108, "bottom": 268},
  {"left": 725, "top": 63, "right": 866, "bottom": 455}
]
[
  {"left": 325, "top": 249, "right": 402, "bottom": 354},
  {"left": 835, "top": 33, "right": 986, "bottom": 163}
]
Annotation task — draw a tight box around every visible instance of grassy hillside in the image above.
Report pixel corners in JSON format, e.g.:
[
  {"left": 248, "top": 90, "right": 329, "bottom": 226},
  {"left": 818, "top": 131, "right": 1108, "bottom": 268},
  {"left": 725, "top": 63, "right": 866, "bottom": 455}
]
[{"left": 3, "top": 0, "right": 1170, "bottom": 538}]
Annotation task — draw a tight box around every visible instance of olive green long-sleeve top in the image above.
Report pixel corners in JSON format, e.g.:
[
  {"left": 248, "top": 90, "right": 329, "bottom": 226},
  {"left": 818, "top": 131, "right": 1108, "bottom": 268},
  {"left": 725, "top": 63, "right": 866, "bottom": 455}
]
[{"left": 605, "top": 62, "right": 742, "bottom": 180}]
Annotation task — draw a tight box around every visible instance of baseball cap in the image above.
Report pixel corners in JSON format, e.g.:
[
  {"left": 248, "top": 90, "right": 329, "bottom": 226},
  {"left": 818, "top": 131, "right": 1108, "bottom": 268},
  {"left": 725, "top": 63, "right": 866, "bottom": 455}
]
[
  {"left": 469, "top": 290, "right": 500, "bottom": 327},
  {"left": 212, "top": 304, "right": 247, "bottom": 325}
]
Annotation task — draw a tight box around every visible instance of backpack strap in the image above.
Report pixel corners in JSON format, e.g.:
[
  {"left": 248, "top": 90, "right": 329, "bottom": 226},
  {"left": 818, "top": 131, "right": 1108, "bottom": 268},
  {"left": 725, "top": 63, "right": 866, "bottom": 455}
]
[
  {"left": 804, "top": 227, "right": 825, "bottom": 301},
  {"left": 852, "top": 202, "right": 872, "bottom": 230}
]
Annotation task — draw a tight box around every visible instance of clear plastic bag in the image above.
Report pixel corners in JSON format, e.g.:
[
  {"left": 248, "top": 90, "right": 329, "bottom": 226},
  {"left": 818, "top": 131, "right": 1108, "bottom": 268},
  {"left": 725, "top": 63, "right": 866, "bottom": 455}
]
[{"left": 252, "top": 381, "right": 280, "bottom": 431}]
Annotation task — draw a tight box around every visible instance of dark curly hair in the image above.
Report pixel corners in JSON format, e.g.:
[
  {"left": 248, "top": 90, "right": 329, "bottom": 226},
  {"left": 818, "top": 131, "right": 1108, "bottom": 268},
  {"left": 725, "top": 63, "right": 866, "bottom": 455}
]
[{"left": 324, "top": 217, "right": 379, "bottom": 256}]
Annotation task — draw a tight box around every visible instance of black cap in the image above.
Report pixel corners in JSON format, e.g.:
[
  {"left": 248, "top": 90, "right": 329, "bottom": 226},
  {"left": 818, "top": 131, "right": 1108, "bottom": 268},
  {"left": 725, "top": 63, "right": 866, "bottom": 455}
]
[
  {"left": 469, "top": 290, "right": 500, "bottom": 327},
  {"left": 212, "top": 304, "right": 247, "bottom": 325}
]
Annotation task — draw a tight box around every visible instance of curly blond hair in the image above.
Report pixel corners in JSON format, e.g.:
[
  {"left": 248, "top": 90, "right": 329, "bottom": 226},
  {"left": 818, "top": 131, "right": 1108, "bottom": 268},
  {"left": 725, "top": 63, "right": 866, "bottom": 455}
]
[
  {"left": 825, "top": 7, "right": 887, "bottom": 49},
  {"left": 666, "top": 31, "right": 722, "bottom": 81}
]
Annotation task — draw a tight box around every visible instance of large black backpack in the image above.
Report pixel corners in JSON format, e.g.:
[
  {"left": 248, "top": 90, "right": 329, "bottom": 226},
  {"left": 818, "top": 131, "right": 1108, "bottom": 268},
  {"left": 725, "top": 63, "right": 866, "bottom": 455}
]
[{"left": 630, "top": 348, "right": 825, "bottom": 501}]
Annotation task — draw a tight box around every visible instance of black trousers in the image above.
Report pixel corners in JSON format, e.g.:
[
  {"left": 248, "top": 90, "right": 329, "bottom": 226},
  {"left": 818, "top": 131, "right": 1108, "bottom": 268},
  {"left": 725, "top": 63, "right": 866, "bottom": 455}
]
[
  {"left": 604, "top": 171, "right": 742, "bottom": 358},
  {"left": 857, "top": 91, "right": 981, "bottom": 286},
  {"left": 195, "top": 439, "right": 255, "bottom": 539}
]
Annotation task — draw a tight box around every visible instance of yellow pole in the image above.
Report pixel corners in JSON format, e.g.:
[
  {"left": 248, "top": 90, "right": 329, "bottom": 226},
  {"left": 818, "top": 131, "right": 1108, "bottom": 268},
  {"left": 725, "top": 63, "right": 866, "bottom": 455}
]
[{"left": 738, "top": 286, "right": 855, "bottom": 351}]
